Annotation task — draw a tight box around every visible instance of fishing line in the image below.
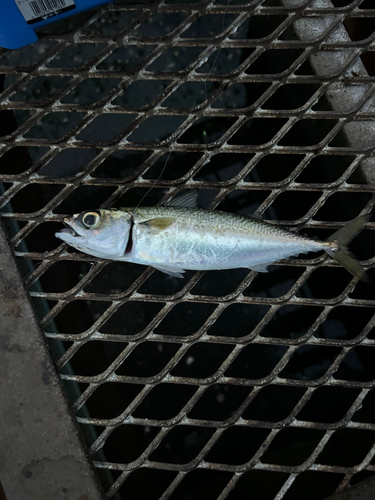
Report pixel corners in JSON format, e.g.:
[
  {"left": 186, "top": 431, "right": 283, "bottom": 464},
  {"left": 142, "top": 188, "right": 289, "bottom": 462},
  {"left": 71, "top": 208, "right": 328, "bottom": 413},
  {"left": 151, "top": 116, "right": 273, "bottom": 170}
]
[
  {"left": 137, "top": 151, "right": 172, "bottom": 207},
  {"left": 137, "top": 1, "right": 230, "bottom": 207},
  {"left": 192, "top": 0, "right": 231, "bottom": 110}
]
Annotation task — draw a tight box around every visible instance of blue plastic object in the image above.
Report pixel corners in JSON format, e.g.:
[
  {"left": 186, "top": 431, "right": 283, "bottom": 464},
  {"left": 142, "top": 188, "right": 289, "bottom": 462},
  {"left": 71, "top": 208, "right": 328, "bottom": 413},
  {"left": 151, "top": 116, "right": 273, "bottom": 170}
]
[{"left": 0, "top": 0, "right": 113, "bottom": 49}]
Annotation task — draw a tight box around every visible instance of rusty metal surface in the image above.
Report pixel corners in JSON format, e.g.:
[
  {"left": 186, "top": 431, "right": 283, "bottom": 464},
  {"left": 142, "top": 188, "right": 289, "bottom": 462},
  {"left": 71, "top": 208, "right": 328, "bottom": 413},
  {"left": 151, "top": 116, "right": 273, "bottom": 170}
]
[
  {"left": 0, "top": 220, "right": 104, "bottom": 500},
  {"left": 0, "top": 0, "right": 375, "bottom": 499}
]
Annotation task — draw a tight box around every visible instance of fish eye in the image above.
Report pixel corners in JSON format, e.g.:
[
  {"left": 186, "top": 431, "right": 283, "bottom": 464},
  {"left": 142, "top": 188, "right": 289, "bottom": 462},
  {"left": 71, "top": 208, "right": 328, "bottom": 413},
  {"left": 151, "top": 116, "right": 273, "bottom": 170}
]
[{"left": 82, "top": 211, "right": 100, "bottom": 228}]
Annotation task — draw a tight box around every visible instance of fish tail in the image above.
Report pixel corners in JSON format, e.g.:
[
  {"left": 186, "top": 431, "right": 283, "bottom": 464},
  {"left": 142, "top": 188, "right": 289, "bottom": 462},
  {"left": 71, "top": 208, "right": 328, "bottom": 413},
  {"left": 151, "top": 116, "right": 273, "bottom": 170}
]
[{"left": 324, "top": 213, "right": 371, "bottom": 282}]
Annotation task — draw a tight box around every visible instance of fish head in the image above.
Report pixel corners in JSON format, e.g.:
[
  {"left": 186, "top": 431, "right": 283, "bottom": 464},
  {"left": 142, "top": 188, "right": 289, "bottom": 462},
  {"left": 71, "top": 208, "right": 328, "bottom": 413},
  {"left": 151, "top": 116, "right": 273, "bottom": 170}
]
[{"left": 55, "top": 209, "right": 133, "bottom": 259}]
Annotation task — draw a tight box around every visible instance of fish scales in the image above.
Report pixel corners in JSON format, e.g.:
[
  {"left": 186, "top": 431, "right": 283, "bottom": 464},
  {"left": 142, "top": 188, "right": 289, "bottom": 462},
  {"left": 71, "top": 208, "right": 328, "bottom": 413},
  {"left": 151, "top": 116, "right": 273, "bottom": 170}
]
[{"left": 130, "top": 206, "right": 326, "bottom": 272}]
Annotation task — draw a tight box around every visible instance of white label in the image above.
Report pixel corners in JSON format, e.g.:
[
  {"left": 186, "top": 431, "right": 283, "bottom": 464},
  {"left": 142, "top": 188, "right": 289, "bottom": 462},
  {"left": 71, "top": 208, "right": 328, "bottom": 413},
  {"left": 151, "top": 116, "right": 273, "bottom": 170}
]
[{"left": 16, "top": 0, "right": 76, "bottom": 25}]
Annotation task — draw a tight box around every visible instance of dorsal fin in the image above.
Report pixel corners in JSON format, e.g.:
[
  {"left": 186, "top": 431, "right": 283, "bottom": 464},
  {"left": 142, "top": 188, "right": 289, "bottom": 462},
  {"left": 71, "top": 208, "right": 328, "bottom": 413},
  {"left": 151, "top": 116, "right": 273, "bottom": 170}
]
[{"left": 166, "top": 191, "right": 198, "bottom": 209}]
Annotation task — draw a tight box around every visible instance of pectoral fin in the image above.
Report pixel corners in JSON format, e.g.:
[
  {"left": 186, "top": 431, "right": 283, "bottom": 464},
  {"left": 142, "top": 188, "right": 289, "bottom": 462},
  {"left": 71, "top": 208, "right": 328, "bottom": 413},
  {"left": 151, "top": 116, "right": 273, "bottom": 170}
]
[
  {"left": 152, "top": 264, "right": 186, "bottom": 278},
  {"left": 141, "top": 217, "right": 175, "bottom": 234}
]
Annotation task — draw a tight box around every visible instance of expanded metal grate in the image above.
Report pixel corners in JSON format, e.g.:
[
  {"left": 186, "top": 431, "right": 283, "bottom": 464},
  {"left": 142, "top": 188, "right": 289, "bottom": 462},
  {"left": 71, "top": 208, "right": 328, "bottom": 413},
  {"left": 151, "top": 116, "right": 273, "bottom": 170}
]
[{"left": 1, "top": 0, "right": 375, "bottom": 498}]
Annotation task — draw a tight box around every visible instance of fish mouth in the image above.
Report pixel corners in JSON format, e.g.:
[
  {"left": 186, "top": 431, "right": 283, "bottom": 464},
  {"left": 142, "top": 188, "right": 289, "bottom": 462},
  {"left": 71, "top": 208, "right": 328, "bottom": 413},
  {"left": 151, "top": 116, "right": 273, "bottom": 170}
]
[
  {"left": 56, "top": 218, "right": 85, "bottom": 240},
  {"left": 59, "top": 226, "right": 79, "bottom": 237}
]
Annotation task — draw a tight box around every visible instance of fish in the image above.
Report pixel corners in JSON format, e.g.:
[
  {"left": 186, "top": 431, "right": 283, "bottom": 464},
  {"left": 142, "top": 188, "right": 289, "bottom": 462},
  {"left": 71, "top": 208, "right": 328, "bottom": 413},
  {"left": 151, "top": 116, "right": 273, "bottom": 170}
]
[{"left": 55, "top": 191, "right": 370, "bottom": 281}]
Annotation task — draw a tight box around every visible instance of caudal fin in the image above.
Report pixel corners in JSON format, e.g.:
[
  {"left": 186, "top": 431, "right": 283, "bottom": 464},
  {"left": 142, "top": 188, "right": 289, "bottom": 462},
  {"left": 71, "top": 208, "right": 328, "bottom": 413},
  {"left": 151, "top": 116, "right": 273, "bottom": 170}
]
[{"left": 325, "top": 214, "right": 371, "bottom": 282}]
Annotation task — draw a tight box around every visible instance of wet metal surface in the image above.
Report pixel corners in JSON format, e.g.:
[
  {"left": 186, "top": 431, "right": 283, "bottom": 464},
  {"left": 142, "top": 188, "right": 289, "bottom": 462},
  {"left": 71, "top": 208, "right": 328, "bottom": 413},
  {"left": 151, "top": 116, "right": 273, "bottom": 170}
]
[{"left": 0, "top": 1, "right": 375, "bottom": 499}]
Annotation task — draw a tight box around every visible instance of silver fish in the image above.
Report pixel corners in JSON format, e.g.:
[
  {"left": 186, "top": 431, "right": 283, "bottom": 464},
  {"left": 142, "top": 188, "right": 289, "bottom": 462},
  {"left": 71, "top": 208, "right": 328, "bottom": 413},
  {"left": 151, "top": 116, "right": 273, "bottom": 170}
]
[{"left": 55, "top": 192, "right": 370, "bottom": 281}]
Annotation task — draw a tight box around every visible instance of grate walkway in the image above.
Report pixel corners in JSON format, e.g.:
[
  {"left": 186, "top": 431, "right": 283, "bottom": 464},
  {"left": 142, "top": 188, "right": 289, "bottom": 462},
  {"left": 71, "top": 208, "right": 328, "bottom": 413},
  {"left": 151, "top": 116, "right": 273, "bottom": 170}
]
[{"left": 1, "top": 0, "right": 375, "bottom": 499}]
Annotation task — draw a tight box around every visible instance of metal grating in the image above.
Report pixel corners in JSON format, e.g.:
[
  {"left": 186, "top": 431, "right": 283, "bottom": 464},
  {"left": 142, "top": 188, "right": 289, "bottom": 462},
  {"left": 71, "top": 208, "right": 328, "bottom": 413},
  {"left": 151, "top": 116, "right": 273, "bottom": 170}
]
[{"left": 1, "top": 0, "right": 375, "bottom": 498}]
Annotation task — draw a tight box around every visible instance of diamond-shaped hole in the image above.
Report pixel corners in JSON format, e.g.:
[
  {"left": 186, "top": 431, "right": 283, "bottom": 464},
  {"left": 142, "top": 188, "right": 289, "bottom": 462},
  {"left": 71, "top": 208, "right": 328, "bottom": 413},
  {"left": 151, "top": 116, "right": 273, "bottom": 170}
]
[
  {"left": 178, "top": 116, "right": 237, "bottom": 144},
  {"left": 352, "top": 389, "right": 375, "bottom": 424},
  {"left": 227, "top": 470, "right": 289, "bottom": 500},
  {"left": 233, "top": 15, "right": 288, "bottom": 39},
  {"left": 24, "top": 112, "right": 85, "bottom": 140},
  {"left": 278, "top": 119, "right": 338, "bottom": 147},
  {"left": 53, "top": 185, "right": 115, "bottom": 214},
  {"left": 315, "top": 306, "right": 373, "bottom": 340},
  {"left": 38, "top": 148, "right": 101, "bottom": 178},
  {"left": 279, "top": 345, "right": 342, "bottom": 381},
  {"left": 133, "top": 383, "right": 197, "bottom": 420},
  {"left": 217, "top": 188, "right": 270, "bottom": 215},
  {"left": 84, "top": 262, "right": 145, "bottom": 295},
  {"left": 334, "top": 347, "right": 375, "bottom": 382},
  {"left": 47, "top": 300, "right": 109, "bottom": 335},
  {"left": 129, "top": 115, "right": 187, "bottom": 143},
  {"left": 228, "top": 118, "right": 288, "bottom": 146},
  {"left": 162, "top": 81, "right": 220, "bottom": 108},
  {"left": 147, "top": 46, "right": 204, "bottom": 72},
  {"left": 207, "top": 304, "right": 269, "bottom": 338},
  {"left": 0, "top": 42, "right": 57, "bottom": 67},
  {"left": 144, "top": 152, "right": 202, "bottom": 180},
  {"left": 225, "top": 344, "right": 288, "bottom": 380},
  {"left": 171, "top": 343, "right": 234, "bottom": 378},
  {"left": 149, "top": 426, "right": 214, "bottom": 464},
  {"left": 37, "top": 260, "right": 92, "bottom": 293},
  {"left": 113, "top": 80, "right": 172, "bottom": 107},
  {"left": 191, "top": 269, "right": 250, "bottom": 298},
  {"left": 264, "top": 83, "right": 320, "bottom": 110},
  {"left": 181, "top": 13, "right": 238, "bottom": 38},
  {"left": 154, "top": 302, "right": 217, "bottom": 338},
  {"left": 16, "top": 221, "right": 62, "bottom": 253},
  {"left": 261, "top": 304, "right": 324, "bottom": 339},
  {"left": 188, "top": 384, "right": 251, "bottom": 421},
  {"left": 205, "top": 427, "right": 270, "bottom": 465},
  {"left": 168, "top": 469, "right": 232, "bottom": 500},
  {"left": 245, "top": 154, "right": 304, "bottom": 183},
  {"left": 84, "top": 382, "right": 143, "bottom": 419},
  {"left": 101, "top": 302, "right": 164, "bottom": 336},
  {"left": 82, "top": 10, "right": 138, "bottom": 36},
  {"left": 134, "top": 12, "right": 188, "bottom": 38},
  {"left": 117, "top": 469, "right": 177, "bottom": 500},
  {"left": 194, "top": 153, "right": 252, "bottom": 182},
  {"left": 296, "top": 155, "right": 356, "bottom": 184},
  {"left": 296, "top": 267, "right": 354, "bottom": 300},
  {"left": 115, "top": 342, "right": 181, "bottom": 377},
  {"left": 92, "top": 149, "right": 151, "bottom": 180},
  {"left": 48, "top": 43, "right": 107, "bottom": 69},
  {"left": 8, "top": 183, "right": 64, "bottom": 213},
  {"left": 317, "top": 429, "right": 375, "bottom": 467},
  {"left": 197, "top": 48, "right": 254, "bottom": 74},
  {"left": 243, "top": 385, "right": 306, "bottom": 422},
  {"left": 297, "top": 387, "right": 360, "bottom": 424},
  {"left": 344, "top": 17, "right": 375, "bottom": 41},
  {"left": 246, "top": 49, "right": 304, "bottom": 75},
  {"left": 137, "top": 270, "right": 196, "bottom": 296},
  {"left": 69, "top": 340, "right": 126, "bottom": 377},
  {"left": 61, "top": 78, "right": 122, "bottom": 105},
  {"left": 264, "top": 190, "right": 322, "bottom": 220},
  {"left": 243, "top": 266, "right": 306, "bottom": 299},
  {"left": 214, "top": 82, "right": 271, "bottom": 109},
  {"left": 314, "top": 192, "right": 372, "bottom": 221},
  {"left": 77, "top": 113, "right": 138, "bottom": 142},
  {"left": 0, "top": 147, "right": 43, "bottom": 175},
  {"left": 261, "top": 428, "right": 325, "bottom": 466},
  {"left": 97, "top": 45, "right": 157, "bottom": 72},
  {"left": 283, "top": 471, "right": 344, "bottom": 500},
  {"left": 93, "top": 424, "right": 160, "bottom": 463},
  {"left": 10, "top": 76, "right": 71, "bottom": 103}
]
